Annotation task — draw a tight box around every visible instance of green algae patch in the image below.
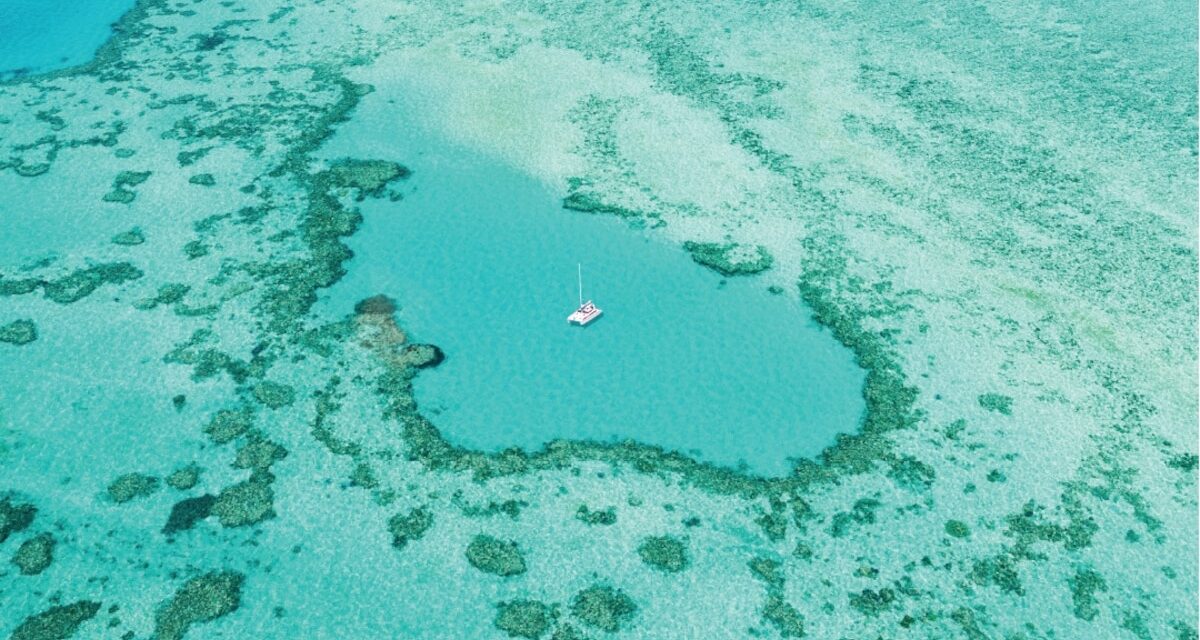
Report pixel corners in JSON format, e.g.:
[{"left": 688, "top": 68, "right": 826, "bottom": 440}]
[
  {"left": 682, "top": 241, "right": 774, "bottom": 276},
  {"left": 188, "top": 173, "right": 216, "bottom": 186},
  {"left": 829, "top": 498, "right": 880, "bottom": 537},
  {"left": 0, "top": 496, "right": 37, "bottom": 543},
  {"left": 944, "top": 520, "right": 971, "bottom": 538},
  {"left": 849, "top": 588, "right": 897, "bottom": 617},
  {"left": 111, "top": 228, "right": 146, "bottom": 246},
  {"left": 107, "top": 473, "right": 160, "bottom": 504},
  {"left": 212, "top": 473, "right": 274, "bottom": 527},
  {"left": 10, "top": 601, "right": 100, "bottom": 640},
  {"left": 762, "top": 594, "right": 805, "bottom": 638},
  {"left": 153, "top": 571, "right": 244, "bottom": 640},
  {"left": 12, "top": 532, "right": 55, "bottom": 575},
  {"left": 1167, "top": 453, "right": 1198, "bottom": 473},
  {"left": 978, "top": 393, "right": 1014, "bottom": 415},
  {"left": 750, "top": 556, "right": 805, "bottom": 636},
  {"left": 887, "top": 455, "right": 935, "bottom": 491},
  {"left": 163, "top": 495, "right": 216, "bottom": 535},
  {"left": 1069, "top": 567, "right": 1107, "bottom": 621},
  {"left": 495, "top": 600, "right": 555, "bottom": 639},
  {"left": 252, "top": 381, "right": 296, "bottom": 409},
  {"left": 575, "top": 505, "right": 616, "bottom": 526},
  {"left": 637, "top": 535, "right": 689, "bottom": 573},
  {"left": 166, "top": 465, "right": 201, "bottom": 491},
  {"left": 388, "top": 507, "right": 433, "bottom": 549},
  {"left": 204, "top": 407, "right": 253, "bottom": 445},
  {"left": 466, "top": 534, "right": 527, "bottom": 577},
  {"left": 970, "top": 554, "right": 1023, "bottom": 595},
  {"left": 570, "top": 585, "right": 637, "bottom": 633},
  {"left": 0, "top": 319, "right": 38, "bottom": 345}
]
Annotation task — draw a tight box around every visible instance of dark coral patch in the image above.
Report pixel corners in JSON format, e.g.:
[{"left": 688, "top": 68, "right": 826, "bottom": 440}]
[
  {"left": 10, "top": 601, "right": 100, "bottom": 640},
  {"left": 637, "top": 535, "right": 689, "bottom": 573},
  {"left": 153, "top": 571, "right": 244, "bottom": 640},
  {"left": 211, "top": 473, "right": 274, "bottom": 527},
  {"left": 106, "top": 473, "right": 160, "bottom": 504},
  {"left": 466, "top": 534, "right": 527, "bottom": 577},
  {"left": 0, "top": 319, "right": 38, "bottom": 345},
  {"left": 682, "top": 241, "right": 774, "bottom": 276},
  {"left": 388, "top": 507, "right": 433, "bottom": 549},
  {"left": 12, "top": 532, "right": 56, "bottom": 575},
  {"left": 570, "top": 585, "right": 637, "bottom": 633},
  {"left": 494, "top": 600, "right": 555, "bottom": 639}
]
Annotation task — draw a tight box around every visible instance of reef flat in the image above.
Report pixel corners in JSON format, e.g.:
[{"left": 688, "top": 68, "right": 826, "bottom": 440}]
[{"left": 0, "top": 0, "right": 1196, "bottom": 638}]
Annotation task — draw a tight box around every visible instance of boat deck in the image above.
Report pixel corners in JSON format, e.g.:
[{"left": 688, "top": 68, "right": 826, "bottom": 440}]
[{"left": 568, "top": 301, "right": 602, "bottom": 326}]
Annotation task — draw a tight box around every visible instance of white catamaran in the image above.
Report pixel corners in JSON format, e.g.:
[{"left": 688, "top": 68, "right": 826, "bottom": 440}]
[{"left": 567, "top": 263, "right": 602, "bottom": 326}]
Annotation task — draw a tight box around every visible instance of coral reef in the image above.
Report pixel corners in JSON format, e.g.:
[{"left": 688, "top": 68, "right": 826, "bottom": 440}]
[
  {"left": 153, "top": 571, "right": 244, "bottom": 640},
  {"left": 465, "top": 535, "right": 527, "bottom": 577}
]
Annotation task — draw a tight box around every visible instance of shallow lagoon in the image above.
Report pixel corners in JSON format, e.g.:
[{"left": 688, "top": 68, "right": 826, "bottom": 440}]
[
  {"left": 0, "top": 0, "right": 136, "bottom": 77},
  {"left": 318, "top": 94, "right": 866, "bottom": 477}
]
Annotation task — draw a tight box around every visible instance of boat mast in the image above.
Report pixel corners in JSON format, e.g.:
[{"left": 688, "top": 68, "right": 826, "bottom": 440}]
[{"left": 577, "top": 263, "right": 583, "bottom": 307}]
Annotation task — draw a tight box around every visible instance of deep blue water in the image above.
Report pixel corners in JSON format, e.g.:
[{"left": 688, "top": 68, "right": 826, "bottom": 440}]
[
  {"left": 316, "top": 94, "right": 867, "bottom": 477},
  {"left": 0, "top": 0, "right": 136, "bottom": 77}
]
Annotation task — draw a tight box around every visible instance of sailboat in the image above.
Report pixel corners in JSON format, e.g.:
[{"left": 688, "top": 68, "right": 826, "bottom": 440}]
[{"left": 568, "top": 263, "right": 603, "bottom": 326}]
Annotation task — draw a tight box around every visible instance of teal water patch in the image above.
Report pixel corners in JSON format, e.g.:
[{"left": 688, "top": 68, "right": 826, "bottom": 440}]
[
  {"left": 317, "top": 100, "right": 866, "bottom": 477},
  {"left": 0, "top": 0, "right": 136, "bottom": 78}
]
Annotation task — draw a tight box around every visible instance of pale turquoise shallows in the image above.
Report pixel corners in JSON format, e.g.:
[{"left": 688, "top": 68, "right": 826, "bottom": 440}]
[{"left": 317, "top": 94, "right": 867, "bottom": 477}]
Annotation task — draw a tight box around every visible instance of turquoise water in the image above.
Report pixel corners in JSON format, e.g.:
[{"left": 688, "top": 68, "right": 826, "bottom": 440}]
[
  {"left": 317, "top": 94, "right": 866, "bottom": 476},
  {"left": 3, "top": 0, "right": 1194, "bottom": 637},
  {"left": 0, "top": 0, "right": 135, "bottom": 77}
]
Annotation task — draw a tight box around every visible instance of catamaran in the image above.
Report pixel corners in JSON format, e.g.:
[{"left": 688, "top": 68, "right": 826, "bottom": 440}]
[{"left": 568, "top": 263, "right": 602, "bottom": 326}]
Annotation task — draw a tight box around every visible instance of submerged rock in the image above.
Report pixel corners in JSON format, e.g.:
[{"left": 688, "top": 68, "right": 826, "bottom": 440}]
[
  {"left": 163, "top": 495, "right": 217, "bottom": 534},
  {"left": 466, "top": 535, "right": 527, "bottom": 577},
  {"left": 354, "top": 294, "right": 397, "bottom": 316},
  {"left": 0, "top": 496, "right": 37, "bottom": 543},
  {"left": 153, "top": 571, "right": 244, "bottom": 640},
  {"left": 9, "top": 601, "right": 100, "bottom": 640},
  {"left": 12, "top": 532, "right": 56, "bottom": 575}
]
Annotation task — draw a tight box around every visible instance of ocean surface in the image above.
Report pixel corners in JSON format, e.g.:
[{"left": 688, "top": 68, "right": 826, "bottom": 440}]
[
  {"left": 0, "top": 0, "right": 136, "bottom": 77},
  {"left": 316, "top": 91, "right": 866, "bottom": 476},
  {"left": 0, "top": 0, "right": 1195, "bottom": 638}
]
